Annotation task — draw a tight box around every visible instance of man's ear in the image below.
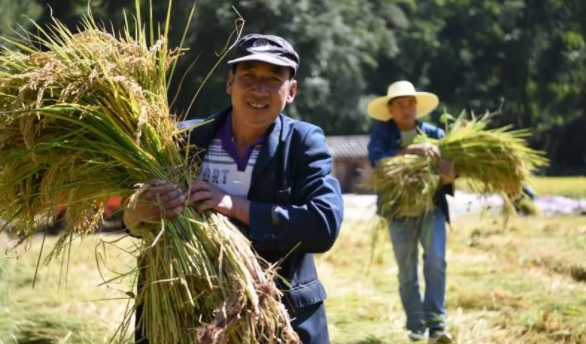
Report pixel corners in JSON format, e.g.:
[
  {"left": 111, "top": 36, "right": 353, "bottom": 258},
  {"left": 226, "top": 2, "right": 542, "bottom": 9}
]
[
  {"left": 286, "top": 79, "right": 298, "bottom": 104},
  {"left": 226, "top": 70, "right": 235, "bottom": 95}
]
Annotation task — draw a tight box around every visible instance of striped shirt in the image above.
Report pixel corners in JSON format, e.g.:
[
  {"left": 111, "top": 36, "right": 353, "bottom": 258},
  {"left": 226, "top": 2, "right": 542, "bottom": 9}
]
[{"left": 197, "top": 112, "right": 264, "bottom": 197}]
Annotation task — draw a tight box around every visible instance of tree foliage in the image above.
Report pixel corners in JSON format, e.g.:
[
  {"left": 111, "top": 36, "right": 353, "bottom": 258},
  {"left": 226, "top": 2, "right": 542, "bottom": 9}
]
[{"left": 2, "top": 0, "right": 584, "bottom": 173}]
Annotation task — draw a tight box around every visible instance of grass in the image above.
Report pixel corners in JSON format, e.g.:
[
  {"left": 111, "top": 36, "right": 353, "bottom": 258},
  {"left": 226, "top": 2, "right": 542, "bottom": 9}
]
[
  {"left": 322, "top": 215, "right": 586, "bottom": 344},
  {"left": 1, "top": 214, "right": 586, "bottom": 343},
  {"left": 0, "top": 235, "right": 137, "bottom": 343},
  {"left": 456, "top": 176, "right": 586, "bottom": 199},
  {"left": 527, "top": 176, "right": 586, "bottom": 199}
]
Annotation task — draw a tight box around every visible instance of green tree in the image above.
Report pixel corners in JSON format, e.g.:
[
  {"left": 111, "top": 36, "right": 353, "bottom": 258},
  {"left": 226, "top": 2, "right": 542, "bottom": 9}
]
[
  {"left": 0, "top": 0, "right": 43, "bottom": 44},
  {"left": 165, "top": 0, "right": 407, "bottom": 135},
  {"left": 3, "top": 0, "right": 585, "bottom": 173},
  {"left": 368, "top": 0, "right": 586, "bottom": 173}
]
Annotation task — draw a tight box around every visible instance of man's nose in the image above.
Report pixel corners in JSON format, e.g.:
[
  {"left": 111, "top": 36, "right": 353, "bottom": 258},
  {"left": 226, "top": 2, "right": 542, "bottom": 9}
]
[{"left": 250, "top": 80, "right": 270, "bottom": 94}]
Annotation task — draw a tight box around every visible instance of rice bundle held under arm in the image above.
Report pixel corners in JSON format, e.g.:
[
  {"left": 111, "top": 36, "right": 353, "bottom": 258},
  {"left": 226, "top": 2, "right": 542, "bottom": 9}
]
[
  {"left": 368, "top": 115, "right": 548, "bottom": 220},
  {"left": 0, "top": 6, "right": 298, "bottom": 344}
]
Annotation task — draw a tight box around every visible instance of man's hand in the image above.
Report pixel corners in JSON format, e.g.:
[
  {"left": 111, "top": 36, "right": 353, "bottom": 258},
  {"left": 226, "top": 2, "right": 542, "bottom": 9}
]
[
  {"left": 123, "top": 179, "right": 186, "bottom": 233},
  {"left": 405, "top": 142, "right": 441, "bottom": 159},
  {"left": 438, "top": 159, "right": 456, "bottom": 185},
  {"left": 186, "top": 180, "right": 250, "bottom": 225}
]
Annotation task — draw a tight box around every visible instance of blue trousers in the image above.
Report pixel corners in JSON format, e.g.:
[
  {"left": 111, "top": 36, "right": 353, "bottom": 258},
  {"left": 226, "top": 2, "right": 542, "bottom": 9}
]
[{"left": 389, "top": 209, "right": 447, "bottom": 333}]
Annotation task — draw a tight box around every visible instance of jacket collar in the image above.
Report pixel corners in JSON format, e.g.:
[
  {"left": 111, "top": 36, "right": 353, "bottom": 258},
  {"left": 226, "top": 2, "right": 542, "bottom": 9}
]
[
  {"left": 251, "top": 113, "right": 282, "bottom": 183},
  {"left": 387, "top": 119, "right": 423, "bottom": 134},
  {"left": 190, "top": 106, "right": 283, "bottom": 182}
]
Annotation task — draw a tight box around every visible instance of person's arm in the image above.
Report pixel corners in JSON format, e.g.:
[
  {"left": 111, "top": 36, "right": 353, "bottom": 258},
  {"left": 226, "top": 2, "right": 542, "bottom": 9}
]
[
  {"left": 368, "top": 122, "right": 441, "bottom": 166},
  {"left": 438, "top": 159, "right": 456, "bottom": 193},
  {"left": 368, "top": 122, "right": 399, "bottom": 167},
  {"left": 186, "top": 181, "right": 251, "bottom": 225},
  {"left": 434, "top": 127, "right": 455, "bottom": 195},
  {"left": 248, "top": 127, "right": 343, "bottom": 253},
  {"left": 186, "top": 127, "right": 343, "bottom": 253},
  {"left": 442, "top": 183, "right": 455, "bottom": 197},
  {"left": 398, "top": 143, "right": 441, "bottom": 158},
  {"left": 122, "top": 179, "right": 185, "bottom": 237}
]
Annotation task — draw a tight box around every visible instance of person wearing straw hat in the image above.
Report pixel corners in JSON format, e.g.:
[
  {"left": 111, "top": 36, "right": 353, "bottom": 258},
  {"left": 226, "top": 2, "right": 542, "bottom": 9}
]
[
  {"left": 367, "top": 81, "right": 455, "bottom": 344},
  {"left": 124, "top": 33, "right": 344, "bottom": 344}
]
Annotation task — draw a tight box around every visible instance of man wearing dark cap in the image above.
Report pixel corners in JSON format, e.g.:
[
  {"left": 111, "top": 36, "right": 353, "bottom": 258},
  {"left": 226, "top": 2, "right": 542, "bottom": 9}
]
[{"left": 124, "top": 34, "right": 344, "bottom": 344}]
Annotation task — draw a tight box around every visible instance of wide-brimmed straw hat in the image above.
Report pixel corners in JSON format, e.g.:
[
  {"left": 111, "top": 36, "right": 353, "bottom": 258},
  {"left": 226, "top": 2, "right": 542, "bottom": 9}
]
[{"left": 367, "top": 81, "right": 439, "bottom": 121}]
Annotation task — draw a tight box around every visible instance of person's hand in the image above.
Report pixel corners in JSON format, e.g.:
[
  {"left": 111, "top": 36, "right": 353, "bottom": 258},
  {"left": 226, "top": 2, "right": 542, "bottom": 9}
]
[
  {"left": 438, "top": 159, "right": 456, "bottom": 185},
  {"left": 406, "top": 142, "right": 441, "bottom": 159},
  {"left": 186, "top": 180, "right": 236, "bottom": 217},
  {"left": 123, "top": 179, "right": 185, "bottom": 234}
]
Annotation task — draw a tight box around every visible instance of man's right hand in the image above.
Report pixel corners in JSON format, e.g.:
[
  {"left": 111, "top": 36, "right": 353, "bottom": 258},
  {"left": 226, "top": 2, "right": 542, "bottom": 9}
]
[
  {"left": 123, "top": 179, "right": 186, "bottom": 234},
  {"left": 405, "top": 142, "right": 441, "bottom": 159}
]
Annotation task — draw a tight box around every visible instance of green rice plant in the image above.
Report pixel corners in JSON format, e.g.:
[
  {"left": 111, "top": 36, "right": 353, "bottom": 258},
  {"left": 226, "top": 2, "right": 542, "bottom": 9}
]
[
  {"left": 368, "top": 113, "right": 549, "bottom": 220},
  {"left": 0, "top": 2, "right": 299, "bottom": 343}
]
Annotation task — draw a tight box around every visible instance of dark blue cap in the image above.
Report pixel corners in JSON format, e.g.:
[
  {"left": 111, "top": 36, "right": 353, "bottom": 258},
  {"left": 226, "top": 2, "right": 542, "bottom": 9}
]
[{"left": 228, "top": 34, "right": 300, "bottom": 77}]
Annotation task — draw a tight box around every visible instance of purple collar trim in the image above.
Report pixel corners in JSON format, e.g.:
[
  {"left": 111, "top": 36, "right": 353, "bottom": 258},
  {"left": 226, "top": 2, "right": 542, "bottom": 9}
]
[{"left": 218, "top": 112, "right": 265, "bottom": 171}]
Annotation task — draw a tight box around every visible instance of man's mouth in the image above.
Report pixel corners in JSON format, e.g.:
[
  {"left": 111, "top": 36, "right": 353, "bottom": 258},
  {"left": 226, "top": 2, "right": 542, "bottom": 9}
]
[{"left": 248, "top": 101, "right": 268, "bottom": 109}]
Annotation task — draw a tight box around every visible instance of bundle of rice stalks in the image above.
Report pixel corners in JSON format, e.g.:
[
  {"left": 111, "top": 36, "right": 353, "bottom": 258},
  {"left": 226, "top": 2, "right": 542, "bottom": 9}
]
[
  {"left": 0, "top": 3, "right": 298, "bottom": 344},
  {"left": 370, "top": 154, "right": 441, "bottom": 218},
  {"left": 368, "top": 113, "right": 549, "bottom": 220}
]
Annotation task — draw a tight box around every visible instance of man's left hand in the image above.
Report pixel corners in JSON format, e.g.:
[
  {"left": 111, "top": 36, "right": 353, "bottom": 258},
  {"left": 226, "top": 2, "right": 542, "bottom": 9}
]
[
  {"left": 186, "top": 180, "right": 236, "bottom": 216},
  {"left": 186, "top": 180, "right": 251, "bottom": 225},
  {"left": 438, "top": 159, "right": 456, "bottom": 185}
]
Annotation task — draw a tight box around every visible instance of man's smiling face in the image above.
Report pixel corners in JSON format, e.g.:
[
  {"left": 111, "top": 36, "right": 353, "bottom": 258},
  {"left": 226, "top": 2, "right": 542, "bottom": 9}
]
[{"left": 227, "top": 61, "right": 297, "bottom": 129}]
